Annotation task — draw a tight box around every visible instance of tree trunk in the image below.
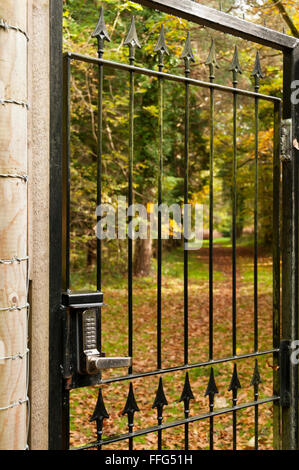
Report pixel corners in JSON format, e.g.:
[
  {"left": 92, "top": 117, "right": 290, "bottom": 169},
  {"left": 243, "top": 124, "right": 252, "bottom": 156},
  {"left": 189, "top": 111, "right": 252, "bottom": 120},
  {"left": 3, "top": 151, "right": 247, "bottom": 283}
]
[
  {"left": 134, "top": 238, "right": 152, "bottom": 277},
  {"left": 0, "top": 0, "right": 28, "bottom": 449}
]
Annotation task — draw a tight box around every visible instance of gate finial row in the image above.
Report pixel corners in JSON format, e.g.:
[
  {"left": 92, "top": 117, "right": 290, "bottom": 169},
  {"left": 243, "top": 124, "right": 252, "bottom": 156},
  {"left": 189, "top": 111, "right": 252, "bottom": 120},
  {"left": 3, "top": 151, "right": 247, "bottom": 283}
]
[
  {"left": 91, "top": 9, "right": 265, "bottom": 89},
  {"left": 89, "top": 363, "right": 262, "bottom": 446}
]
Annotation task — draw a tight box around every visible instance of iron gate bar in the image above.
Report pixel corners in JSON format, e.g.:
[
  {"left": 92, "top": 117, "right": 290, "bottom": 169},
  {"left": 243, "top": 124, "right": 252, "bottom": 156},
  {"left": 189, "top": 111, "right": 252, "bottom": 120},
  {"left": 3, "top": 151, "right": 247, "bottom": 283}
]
[
  {"left": 134, "top": 0, "right": 298, "bottom": 51},
  {"left": 273, "top": 100, "right": 281, "bottom": 449},
  {"left": 281, "top": 45, "right": 299, "bottom": 450},
  {"left": 73, "top": 396, "right": 280, "bottom": 450},
  {"left": 62, "top": 54, "right": 71, "bottom": 292},
  {"left": 253, "top": 54, "right": 263, "bottom": 355},
  {"left": 230, "top": 46, "right": 242, "bottom": 359},
  {"left": 154, "top": 25, "right": 168, "bottom": 372},
  {"left": 124, "top": 17, "right": 141, "bottom": 378},
  {"left": 98, "top": 348, "right": 279, "bottom": 385},
  {"left": 181, "top": 33, "right": 195, "bottom": 367},
  {"left": 66, "top": 52, "right": 281, "bottom": 104},
  {"left": 206, "top": 40, "right": 218, "bottom": 363}
]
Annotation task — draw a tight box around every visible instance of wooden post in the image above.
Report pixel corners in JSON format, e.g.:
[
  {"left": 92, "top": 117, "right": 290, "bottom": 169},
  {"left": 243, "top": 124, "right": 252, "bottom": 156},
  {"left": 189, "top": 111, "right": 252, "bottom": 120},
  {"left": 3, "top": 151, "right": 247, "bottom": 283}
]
[
  {"left": 28, "top": 0, "right": 50, "bottom": 450},
  {"left": 0, "top": 0, "right": 28, "bottom": 449}
]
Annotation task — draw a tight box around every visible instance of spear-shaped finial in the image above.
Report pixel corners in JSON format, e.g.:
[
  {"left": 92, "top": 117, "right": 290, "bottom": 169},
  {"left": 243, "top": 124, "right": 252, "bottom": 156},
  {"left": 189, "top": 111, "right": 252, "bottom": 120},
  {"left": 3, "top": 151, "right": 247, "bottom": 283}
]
[
  {"left": 122, "top": 382, "right": 140, "bottom": 431},
  {"left": 228, "top": 364, "right": 242, "bottom": 406},
  {"left": 90, "top": 389, "right": 109, "bottom": 443},
  {"left": 251, "top": 360, "right": 262, "bottom": 398},
  {"left": 181, "top": 32, "right": 195, "bottom": 76},
  {"left": 124, "top": 16, "right": 141, "bottom": 65},
  {"left": 205, "top": 368, "right": 219, "bottom": 406},
  {"left": 229, "top": 46, "right": 242, "bottom": 87},
  {"left": 180, "top": 373, "right": 195, "bottom": 415},
  {"left": 154, "top": 25, "right": 169, "bottom": 71},
  {"left": 152, "top": 378, "right": 168, "bottom": 425},
  {"left": 252, "top": 51, "right": 264, "bottom": 92},
  {"left": 92, "top": 6, "right": 111, "bottom": 58},
  {"left": 205, "top": 39, "right": 219, "bottom": 82}
]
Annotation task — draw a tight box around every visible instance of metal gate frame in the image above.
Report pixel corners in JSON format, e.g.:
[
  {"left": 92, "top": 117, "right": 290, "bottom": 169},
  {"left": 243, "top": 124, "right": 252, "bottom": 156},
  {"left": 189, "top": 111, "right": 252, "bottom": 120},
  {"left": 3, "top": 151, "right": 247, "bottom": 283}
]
[{"left": 49, "top": 0, "right": 299, "bottom": 450}]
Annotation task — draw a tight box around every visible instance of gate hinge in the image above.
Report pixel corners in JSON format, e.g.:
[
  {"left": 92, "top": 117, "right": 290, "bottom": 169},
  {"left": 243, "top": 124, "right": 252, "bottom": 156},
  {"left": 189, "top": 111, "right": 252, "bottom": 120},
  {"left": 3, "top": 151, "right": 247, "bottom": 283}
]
[
  {"left": 280, "top": 340, "right": 291, "bottom": 408},
  {"left": 280, "top": 119, "right": 292, "bottom": 163}
]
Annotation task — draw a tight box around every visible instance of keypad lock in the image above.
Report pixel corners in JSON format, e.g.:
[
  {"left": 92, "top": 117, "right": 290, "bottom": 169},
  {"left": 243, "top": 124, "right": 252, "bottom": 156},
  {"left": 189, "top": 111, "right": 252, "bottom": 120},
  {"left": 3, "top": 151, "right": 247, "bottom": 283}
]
[
  {"left": 80, "top": 308, "right": 131, "bottom": 375},
  {"left": 62, "top": 291, "right": 132, "bottom": 386}
]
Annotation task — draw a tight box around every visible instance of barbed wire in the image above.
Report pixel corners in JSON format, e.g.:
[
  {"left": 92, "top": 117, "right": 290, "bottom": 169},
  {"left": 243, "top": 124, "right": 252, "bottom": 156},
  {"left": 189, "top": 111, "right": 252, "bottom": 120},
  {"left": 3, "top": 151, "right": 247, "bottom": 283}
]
[
  {"left": 0, "top": 18, "right": 29, "bottom": 41},
  {"left": 0, "top": 256, "right": 29, "bottom": 265},
  {"left": 0, "top": 303, "right": 29, "bottom": 312},
  {"left": 0, "top": 174, "right": 28, "bottom": 182},
  {"left": 0, "top": 99, "right": 29, "bottom": 109},
  {"left": 0, "top": 398, "right": 28, "bottom": 412},
  {"left": 0, "top": 349, "right": 29, "bottom": 361}
]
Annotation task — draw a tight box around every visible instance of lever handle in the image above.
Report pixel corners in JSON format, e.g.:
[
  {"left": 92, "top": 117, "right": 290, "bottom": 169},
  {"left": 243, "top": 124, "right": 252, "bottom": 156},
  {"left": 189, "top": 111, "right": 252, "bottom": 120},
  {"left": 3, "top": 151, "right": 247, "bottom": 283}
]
[{"left": 86, "top": 352, "right": 132, "bottom": 374}]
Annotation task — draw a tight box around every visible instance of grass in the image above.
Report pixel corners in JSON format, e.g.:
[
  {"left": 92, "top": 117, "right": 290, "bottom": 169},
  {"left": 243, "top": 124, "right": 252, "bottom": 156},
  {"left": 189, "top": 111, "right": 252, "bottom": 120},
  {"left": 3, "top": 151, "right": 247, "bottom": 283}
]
[{"left": 69, "top": 237, "right": 278, "bottom": 450}]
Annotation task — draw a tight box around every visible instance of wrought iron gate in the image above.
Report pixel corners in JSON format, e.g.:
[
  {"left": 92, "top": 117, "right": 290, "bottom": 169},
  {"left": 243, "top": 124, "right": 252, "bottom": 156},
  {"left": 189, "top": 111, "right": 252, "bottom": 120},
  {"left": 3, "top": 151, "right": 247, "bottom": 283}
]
[{"left": 49, "top": 0, "right": 299, "bottom": 451}]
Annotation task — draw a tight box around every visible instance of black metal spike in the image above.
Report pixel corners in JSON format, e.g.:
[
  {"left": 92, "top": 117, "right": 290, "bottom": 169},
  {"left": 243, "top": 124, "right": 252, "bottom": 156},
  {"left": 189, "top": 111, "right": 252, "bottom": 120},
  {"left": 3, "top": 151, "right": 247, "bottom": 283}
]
[
  {"left": 90, "top": 388, "right": 109, "bottom": 445},
  {"left": 229, "top": 363, "right": 242, "bottom": 391},
  {"left": 122, "top": 382, "right": 140, "bottom": 422},
  {"left": 92, "top": 6, "right": 110, "bottom": 58},
  {"left": 205, "top": 39, "right": 219, "bottom": 82},
  {"left": 90, "top": 388, "right": 109, "bottom": 423},
  {"left": 252, "top": 51, "right": 264, "bottom": 79},
  {"left": 152, "top": 378, "right": 168, "bottom": 449},
  {"left": 154, "top": 25, "right": 169, "bottom": 71},
  {"left": 251, "top": 360, "right": 262, "bottom": 388},
  {"left": 180, "top": 372, "right": 195, "bottom": 410},
  {"left": 230, "top": 45, "right": 242, "bottom": 74},
  {"left": 152, "top": 378, "right": 168, "bottom": 422},
  {"left": 122, "top": 383, "right": 139, "bottom": 450},
  {"left": 228, "top": 364, "right": 242, "bottom": 405},
  {"left": 252, "top": 51, "right": 264, "bottom": 92},
  {"left": 124, "top": 16, "right": 141, "bottom": 64},
  {"left": 229, "top": 46, "right": 242, "bottom": 87},
  {"left": 181, "top": 32, "right": 195, "bottom": 76},
  {"left": 205, "top": 367, "right": 219, "bottom": 401}
]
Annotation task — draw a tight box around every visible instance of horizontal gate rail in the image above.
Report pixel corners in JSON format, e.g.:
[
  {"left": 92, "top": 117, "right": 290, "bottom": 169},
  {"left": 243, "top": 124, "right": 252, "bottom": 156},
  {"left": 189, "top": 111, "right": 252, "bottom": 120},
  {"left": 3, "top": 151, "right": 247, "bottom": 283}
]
[
  {"left": 98, "top": 349, "right": 279, "bottom": 386},
  {"left": 135, "top": 0, "right": 298, "bottom": 51},
  {"left": 73, "top": 396, "right": 280, "bottom": 450},
  {"left": 66, "top": 52, "right": 281, "bottom": 103}
]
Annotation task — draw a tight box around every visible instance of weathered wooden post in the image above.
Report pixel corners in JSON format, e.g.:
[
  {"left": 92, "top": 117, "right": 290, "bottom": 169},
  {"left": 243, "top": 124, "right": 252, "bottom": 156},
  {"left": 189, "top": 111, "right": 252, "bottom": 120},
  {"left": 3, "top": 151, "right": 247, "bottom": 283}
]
[{"left": 0, "top": 0, "right": 29, "bottom": 449}]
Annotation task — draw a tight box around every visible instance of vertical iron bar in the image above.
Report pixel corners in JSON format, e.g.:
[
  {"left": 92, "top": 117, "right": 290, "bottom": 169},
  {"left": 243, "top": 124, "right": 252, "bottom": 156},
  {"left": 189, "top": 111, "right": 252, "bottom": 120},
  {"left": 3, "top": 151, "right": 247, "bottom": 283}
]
[
  {"left": 184, "top": 74, "right": 190, "bottom": 366},
  {"left": 209, "top": 399, "right": 214, "bottom": 450},
  {"left": 233, "top": 391, "right": 237, "bottom": 450},
  {"left": 254, "top": 93, "right": 259, "bottom": 353},
  {"left": 232, "top": 84, "right": 237, "bottom": 358},
  {"left": 281, "top": 46, "right": 299, "bottom": 450},
  {"left": 96, "top": 62, "right": 103, "bottom": 292},
  {"left": 184, "top": 416, "right": 189, "bottom": 450},
  {"left": 254, "top": 384, "right": 259, "bottom": 450},
  {"left": 62, "top": 54, "right": 71, "bottom": 292},
  {"left": 273, "top": 101, "right": 281, "bottom": 449},
  {"left": 253, "top": 79, "right": 260, "bottom": 451},
  {"left": 128, "top": 63, "right": 134, "bottom": 376},
  {"left": 157, "top": 70, "right": 164, "bottom": 371},
  {"left": 209, "top": 76, "right": 215, "bottom": 361}
]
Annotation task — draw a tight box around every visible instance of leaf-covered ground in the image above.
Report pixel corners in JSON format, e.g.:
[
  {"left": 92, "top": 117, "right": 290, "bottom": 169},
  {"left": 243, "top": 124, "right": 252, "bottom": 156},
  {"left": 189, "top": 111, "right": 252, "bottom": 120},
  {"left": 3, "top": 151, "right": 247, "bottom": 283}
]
[{"left": 70, "top": 241, "right": 278, "bottom": 450}]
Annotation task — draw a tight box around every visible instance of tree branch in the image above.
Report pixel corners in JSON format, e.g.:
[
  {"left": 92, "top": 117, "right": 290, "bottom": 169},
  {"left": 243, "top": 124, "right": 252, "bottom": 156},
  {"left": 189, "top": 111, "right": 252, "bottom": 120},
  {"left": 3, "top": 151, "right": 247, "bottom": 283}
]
[{"left": 270, "top": 0, "right": 299, "bottom": 38}]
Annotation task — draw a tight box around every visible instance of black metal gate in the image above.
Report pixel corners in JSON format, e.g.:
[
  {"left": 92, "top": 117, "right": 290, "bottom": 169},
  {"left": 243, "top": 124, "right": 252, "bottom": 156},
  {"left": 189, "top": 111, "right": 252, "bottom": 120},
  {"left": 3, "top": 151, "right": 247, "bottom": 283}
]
[{"left": 49, "top": 0, "right": 299, "bottom": 450}]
